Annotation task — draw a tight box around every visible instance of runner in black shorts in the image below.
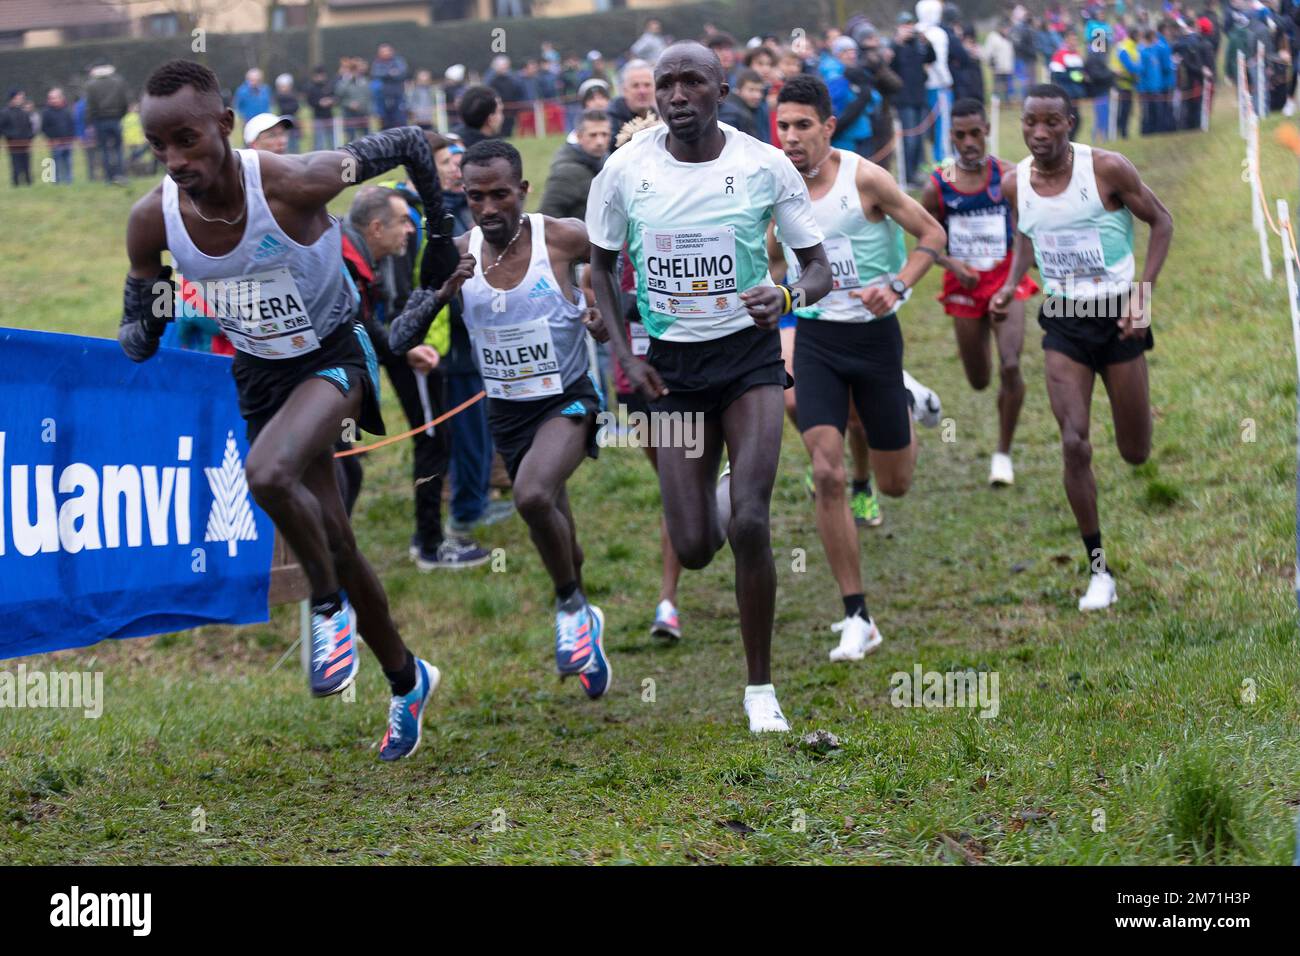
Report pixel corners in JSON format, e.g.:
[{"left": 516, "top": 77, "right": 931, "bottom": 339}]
[
  {"left": 588, "top": 42, "right": 832, "bottom": 733},
  {"left": 991, "top": 85, "right": 1173, "bottom": 613},
  {"left": 771, "top": 73, "right": 947, "bottom": 663},
  {"left": 389, "top": 139, "right": 613, "bottom": 702},
  {"left": 117, "top": 59, "right": 474, "bottom": 760}
]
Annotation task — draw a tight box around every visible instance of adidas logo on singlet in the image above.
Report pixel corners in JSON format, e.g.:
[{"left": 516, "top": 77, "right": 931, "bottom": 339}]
[
  {"left": 528, "top": 276, "right": 556, "bottom": 300},
  {"left": 251, "top": 234, "right": 287, "bottom": 262}
]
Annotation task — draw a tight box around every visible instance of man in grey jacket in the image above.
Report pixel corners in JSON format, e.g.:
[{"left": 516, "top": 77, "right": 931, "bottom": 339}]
[{"left": 538, "top": 110, "right": 609, "bottom": 220}]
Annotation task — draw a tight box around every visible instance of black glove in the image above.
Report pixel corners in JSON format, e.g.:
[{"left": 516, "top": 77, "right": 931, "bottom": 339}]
[{"left": 420, "top": 213, "right": 460, "bottom": 292}]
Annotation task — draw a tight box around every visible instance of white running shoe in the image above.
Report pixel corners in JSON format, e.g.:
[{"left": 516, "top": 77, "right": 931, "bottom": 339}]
[
  {"left": 989, "top": 452, "right": 1015, "bottom": 487},
  {"left": 902, "top": 370, "right": 942, "bottom": 428},
  {"left": 1078, "top": 572, "right": 1118, "bottom": 612},
  {"left": 743, "top": 684, "right": 790, "bottom": 733},
  {"left": 828, "top": 614, "right": 883, "bottom": 662}
]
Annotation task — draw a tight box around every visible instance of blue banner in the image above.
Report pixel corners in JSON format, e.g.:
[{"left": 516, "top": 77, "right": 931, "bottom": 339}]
[{"left": 0, "top": 328, "right": 273, "bottom": 659}]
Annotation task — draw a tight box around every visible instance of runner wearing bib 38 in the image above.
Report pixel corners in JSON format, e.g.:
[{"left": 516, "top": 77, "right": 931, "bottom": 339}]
[
  {"left": 770, "top": 74, "right": 947, "bottom": 665},
  {"left": 389, "top": 139, "right": 612, "bottom": 702},
  {"left": 921, "top": 97, "right": 1040, "bottom": 488},
  {"left": 588, "top": 41, "right": 833, "bottom": 734},
  {"left": 119, "top": 60, "right": 469, "bottom": 761},
  {"left": 990, "top": 85, "right": 1173, "bottom": 613}
]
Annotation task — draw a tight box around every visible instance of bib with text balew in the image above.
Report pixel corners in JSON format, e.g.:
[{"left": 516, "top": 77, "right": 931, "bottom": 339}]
[{"left": 474, "top": 319, "right": 563, "bottom": 400}]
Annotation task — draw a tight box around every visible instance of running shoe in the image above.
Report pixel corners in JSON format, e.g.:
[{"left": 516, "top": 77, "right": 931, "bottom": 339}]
[
  {"left": 743, "top": 685, "right": 790, "bottom": 733},
  {"left": 851, "top": 488, "right": 883, "bottom": 527},
  {"left": 1078, "top": 572, "right": 1118, "bottom": 612},
  {"left": 989, "top": 452, "right": 1015, "bottom": 487},
  {"left": 828, "top": 613, "right": 883, "bottom": 662},
  {"left": 650, "top": 599, "right": 681, "bottom": 642},
  {"left": 379, "top": 658, "right": 441, "bottom": 761},
  {"left": 555, "top": 602, "right": 597, "bottom": 675},
  {"left": 576, "top": 605, "right": 611, "bottom": 699},
  {"left": 415, "top": 536, "right": 491, "bottom": 571},
  {"left": 447, "top": 499, "right": 516, "bottom": 535},
  {"left": 902, "top": 370, "right": 942, "bottom": 428},
  {"left": 309, "top": 595, "right": 358, "bottom": 698}
]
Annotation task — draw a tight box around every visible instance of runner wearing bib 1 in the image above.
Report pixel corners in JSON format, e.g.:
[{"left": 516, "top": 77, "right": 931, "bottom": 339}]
[
  {"left": 770, "top": 74, "right": 948, "bottom": 667},
  {"left": 991, "top": 86, "right": 1173, "bottom": 614},
  {"left": 118, "top": 59, "right": 476, "bottom": 761},
  {"left": 920, "top": 97, "right": 1039, "bottom": 488},
  {"left": 587, "top": 42, "right": 834, "bottom": 734},
  {"left": 398, "top": 139, "right": 612, "bottom": 701}
]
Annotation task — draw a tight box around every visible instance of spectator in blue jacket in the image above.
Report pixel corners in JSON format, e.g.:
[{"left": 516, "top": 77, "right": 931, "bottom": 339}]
[
  {"left": 233, "top": 69, "right": 271, "bottom": 123},
  {"left": 1138, "top": 28, "right": 1165, "bottom": 134},
  {"left": 822, "top": 36, "right": 877, "bottom": 156},
  {"left": 1156, "top": 21, "right": 1177, "bottom": 132},
  {"left": 371, "top": 43, "right": 409, "bottom": 129}
]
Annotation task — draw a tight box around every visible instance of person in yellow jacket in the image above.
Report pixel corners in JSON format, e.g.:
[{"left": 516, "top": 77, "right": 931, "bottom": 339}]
[{"left": 1110, "top": 25, "right": 1141, "bottom": 139}]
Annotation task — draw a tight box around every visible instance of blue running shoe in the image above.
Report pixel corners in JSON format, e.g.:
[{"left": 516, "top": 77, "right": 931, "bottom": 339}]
[
  {"left": 555, "top": 603, "right": 596, "bottom": 675},
  {"left": 379, "top": 658, "right": 441, "bottom": 762},
  {"left": 309, "top": 596, "right": 358, "bottom": 698},
  {"left": 577, "top": 605, "right": 610, "bottom": 699}
]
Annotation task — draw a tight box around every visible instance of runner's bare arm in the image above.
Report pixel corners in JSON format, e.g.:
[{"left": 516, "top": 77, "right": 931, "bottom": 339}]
[
  {"left": 548, "top": 217, "right": 608, "bottom": 340},
  {"left": 119, "top": 190, "right": 174, "bottom": 362},
  {"left": 267, "top": 126, "right": 444, "bottom": 216},
  {"left": 1100, "top": 151, "right": 1174, "bottom": 288},
  {"left": 766, "top": 223, "right": 788, "bottom": 283},
  {"left": 867, "top": 160, "right": 946, "bottom": 291},
  {"left": 589, "top": 244, "right": 666, "bottom": 399},
  {"left": 989, "top": 171, "right": 1032, "bottom": 319}
]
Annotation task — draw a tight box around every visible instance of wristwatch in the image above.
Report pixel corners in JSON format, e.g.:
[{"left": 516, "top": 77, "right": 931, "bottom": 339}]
[
  {"left": 889, "top": 278, "right": 908, "bottom": 298},
  {"left": 428, "top": 212, "right": 455, "bottom": 240}
]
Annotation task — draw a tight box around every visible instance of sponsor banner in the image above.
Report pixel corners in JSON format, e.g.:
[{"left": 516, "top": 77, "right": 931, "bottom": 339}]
[{"left": 0, "top": 328, "right": 273, "bottom": 659}]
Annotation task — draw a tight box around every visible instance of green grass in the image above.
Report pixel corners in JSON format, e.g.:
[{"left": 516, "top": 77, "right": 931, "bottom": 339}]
[{"left": 2, "top": 104, "right": 1299, "bottom": 864}]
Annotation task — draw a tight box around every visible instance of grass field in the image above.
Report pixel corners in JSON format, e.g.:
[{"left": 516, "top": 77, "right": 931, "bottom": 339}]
[{"left": 2, "top": 99, "right": 1299, "bottom": 865}]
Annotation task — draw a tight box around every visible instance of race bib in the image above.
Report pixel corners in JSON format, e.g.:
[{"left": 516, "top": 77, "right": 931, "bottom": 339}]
[
  {"left": 948, "top": 209, "right": 1008, "bottom": 267},
  {"left": 821, "top": 236, "right": 862, "bottom": 291},
  {"left": 1036, "top": 228, "right": 1106, "bottom": 281},
  {"left": 474, "top": 319, "right": 563, "bottom": 400},
  {"left": 642, "top": 226, "right": 738, "bottom": 318},
  {"left": 204, "top": 267, "right": 320, "bottom": 360},
  {"left": 629, "top": 321, "right": 651, "bottom": 357}
]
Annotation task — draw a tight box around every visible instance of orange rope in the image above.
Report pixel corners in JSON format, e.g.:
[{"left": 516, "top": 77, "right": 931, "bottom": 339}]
[{"left": 334, "top": 389, "right": 486, "bottom": 458}]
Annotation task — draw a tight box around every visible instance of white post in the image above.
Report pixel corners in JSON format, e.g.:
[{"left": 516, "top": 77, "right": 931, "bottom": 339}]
[
  {"left": 1256, "top": 121, "right": 1272, "bottom": 280},
  {"left": 534, "top": 99, "right": 546, "bottom": 138},
  {"left": 298, "top": 599, "right": 310, "bottom": 674},
  {"left": 435, "top": 85, "right": 448, "bottom": 133},
  {"left": 333, "top": 114, "right": 344, "bottom": 146},
  {"left": 894, "top": 116, "right": 907, "bottom": 189},
  {"left": 1202, "top": 78, "right": 1212, "bottom": 133},
  {"left": 1258, "top": 41, "right": 1268, "bottom": 119},
  {"left": 1239, "top": 50, "right": 1249, "bottom": 137},
  {"left": 1280, "top": 201, "right": 1300, "bottom": 385},
  {"left": 1250, "top": 115, "right": 1262, "bottom": 234},
  {"left": 990, "top": 94, "right": 1000, "bottom": 158},
  {"left": 1109, "top": 87, "right": 1118, "bottom": 140},
  {"left": 940, "top": 91, "right": 953, "bottom": 163}
]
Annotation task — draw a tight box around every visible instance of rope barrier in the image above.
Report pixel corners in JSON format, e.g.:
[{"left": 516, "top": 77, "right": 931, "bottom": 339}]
[{"left": 333, "top": 389, "right": 486, "bottom": 458}]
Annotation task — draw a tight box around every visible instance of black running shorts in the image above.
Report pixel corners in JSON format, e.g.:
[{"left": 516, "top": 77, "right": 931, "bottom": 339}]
[
  {"left": 646, "top": 324, "right": 791, "bottom": 419},
  {"left": 1038, "top": 295, "right": 1154, "bottom": 371},
  {"left": 793, "top": 315, "right": 912, "bottom": 452},
  {"left": 488, "top": 373, "right": 602, "bottom": 481}
]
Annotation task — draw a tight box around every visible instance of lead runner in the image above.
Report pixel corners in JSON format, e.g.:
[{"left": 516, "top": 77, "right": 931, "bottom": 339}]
[
  {"left": 587, "top": 41, "right": 831, "bottom": 733},
  {"left": 117, "top": 60, "right": 473, "bottom": 760}
]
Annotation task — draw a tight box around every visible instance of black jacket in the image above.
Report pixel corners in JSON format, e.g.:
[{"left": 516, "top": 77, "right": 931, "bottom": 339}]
[
  {"left": 450, "top": 123, "right": 491, "bottom": 149},
  {"left": 0, "top": 106, "right": 34, "bottom": 141},
  {"left": 606, "top": 95, "right": 652, "bottom": 153},
  {"left": 40, "top": 105, "right": 76, "bottom": 141},
  {"left": 719, "top": 93, "right": 758, "bottom": 137},
  {"left": 307, "top": 80, "right": 335, "bottom": 119},
  {"left": 539, "top": 142, "right": 603, "bottom": 220},
  {"left": 890, "top": 37, "right": 936, "bottom": 108}
]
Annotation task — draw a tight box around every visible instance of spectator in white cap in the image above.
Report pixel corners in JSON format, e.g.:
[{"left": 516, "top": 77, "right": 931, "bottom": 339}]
[{"left": 243, "top": 112, "right": 295, "bottom": 154}]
